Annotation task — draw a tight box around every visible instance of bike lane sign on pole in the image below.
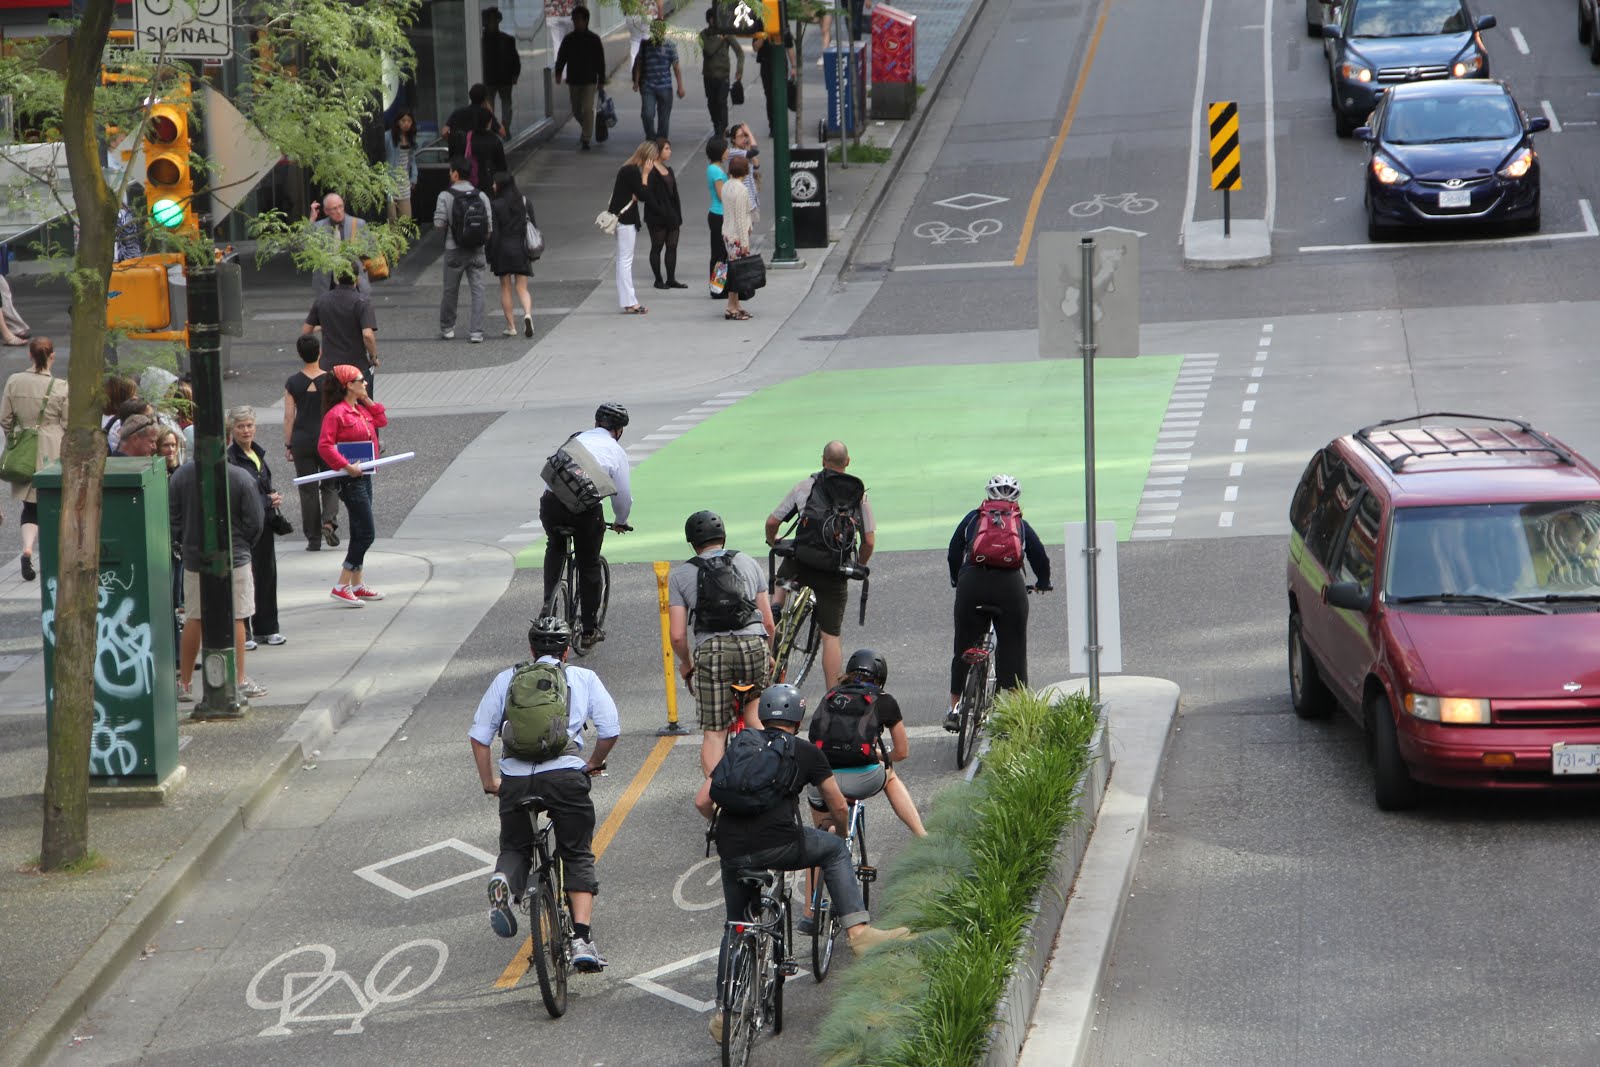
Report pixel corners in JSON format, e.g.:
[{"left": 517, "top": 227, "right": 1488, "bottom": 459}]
[{"left": 1036, "top": 230, "right": 1138, "bottom": 360}]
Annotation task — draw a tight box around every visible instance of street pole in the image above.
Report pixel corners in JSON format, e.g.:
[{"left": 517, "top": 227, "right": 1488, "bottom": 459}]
[
  {"left": 186, "top": 72, "right": 242, "bottom": 720},
  {"left": 1078, "top": 237, "right": 1101, "bottom": 706},
  {"left": 769, "top": 10, "right": 801, "bottom": 266}
]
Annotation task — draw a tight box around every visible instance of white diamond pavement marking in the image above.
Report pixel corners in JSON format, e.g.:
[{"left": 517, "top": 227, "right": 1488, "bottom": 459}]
[{"left": 353, "top": 839, "right": 496, "bottom": 900}]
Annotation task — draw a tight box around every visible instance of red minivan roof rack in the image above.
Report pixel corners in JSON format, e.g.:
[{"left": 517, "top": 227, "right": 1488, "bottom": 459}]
[{"left": 1354, "top": 413, "right": 1576, "bottom": 472}]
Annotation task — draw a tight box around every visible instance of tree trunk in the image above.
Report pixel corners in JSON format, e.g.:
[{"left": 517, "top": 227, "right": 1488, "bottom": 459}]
[{"left": 40, "top": 0, "right": 116, "bottom": 871}]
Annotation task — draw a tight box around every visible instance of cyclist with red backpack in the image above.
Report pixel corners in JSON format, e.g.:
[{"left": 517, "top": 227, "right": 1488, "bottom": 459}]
[{"left": 944, "top": 475, "right": 1052, "bottom": 731}]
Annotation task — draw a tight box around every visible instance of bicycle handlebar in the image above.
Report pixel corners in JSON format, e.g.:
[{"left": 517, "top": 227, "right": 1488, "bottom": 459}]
[{"left": 609, "top": 523, "right": 633, "bottom": 533}]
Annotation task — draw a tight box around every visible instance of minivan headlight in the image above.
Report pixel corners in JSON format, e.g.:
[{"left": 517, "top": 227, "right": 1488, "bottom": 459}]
[
  {"left": 1452, "top": 53, "right": 1484, "bottom": 77},
  {"left": 1406, "top": 693, "right": 1491, "bottom": 724},
  {"left": 1340, "top": 61, "right": 1374, "bottom": 83}
]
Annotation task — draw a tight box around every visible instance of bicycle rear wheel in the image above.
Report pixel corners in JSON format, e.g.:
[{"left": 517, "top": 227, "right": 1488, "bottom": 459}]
[
  {"left": 851, "top": 807, "right": 870, "bottom": 909},
  {"left": 791, "top": 612, "right": 822, "bottom": 691},
  {"left": 594, "top": 556, "right": 610, "bottom": 632},
  {"left": 810, "top": 877, "right": 835, "bottom": 981},
  {"left": 528, "top": 880, "right": 569, "bottom": 1018},
  {"left": 955, "top": 658, "right": 987, "bottom": 769},
  {"left": 544, "top": 578, "right": 571, "bottom": 627},
  {"left": 768, "top": 588, "right": 814, "bottom": 685},
  {"left": 722, "top": 935, "right": 759, "bottom": 1067}
]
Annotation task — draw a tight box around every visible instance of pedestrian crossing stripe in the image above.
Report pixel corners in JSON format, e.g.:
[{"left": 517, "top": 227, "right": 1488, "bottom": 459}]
[{"left": 1208, "top": 101, "right": 1241, "bottom": 192}]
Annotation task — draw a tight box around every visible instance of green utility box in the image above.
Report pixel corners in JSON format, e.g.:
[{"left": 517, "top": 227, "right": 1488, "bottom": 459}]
[{"left": 36, "top": 457, "right": 178, "bottom": 785}]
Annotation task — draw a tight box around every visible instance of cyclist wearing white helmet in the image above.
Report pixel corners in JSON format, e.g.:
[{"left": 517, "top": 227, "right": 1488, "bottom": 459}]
[{"left": 944, "top": 474, "right": 1052, "bottom": 730}]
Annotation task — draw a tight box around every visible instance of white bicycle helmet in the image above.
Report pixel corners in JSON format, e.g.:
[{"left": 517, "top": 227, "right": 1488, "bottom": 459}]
[{"left": 985, "top": 474, "right": 1021, "bottom": 501}]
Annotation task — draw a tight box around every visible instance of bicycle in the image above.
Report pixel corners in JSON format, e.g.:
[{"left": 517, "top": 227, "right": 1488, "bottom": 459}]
[
  {"left": 720, "top": 866, "right": 797, "bottom": 1067},
  {"left": 808, "top": 793, "right": 875, "bottom": 982},
  {"left": 1066, "top": 191, "right": 1159, "bottom": 217},
  {"left": 953, "top": 587, "right": 1034, "bottom": 770},
  {"left": 514, "top": 795, "right": 577, "bottom": 1018},
  {"left": 765, "top": 540, "right": 871, "bottom": 691},
  {"left": 542, "top": 522, "right": 630, "bottom": 655}
]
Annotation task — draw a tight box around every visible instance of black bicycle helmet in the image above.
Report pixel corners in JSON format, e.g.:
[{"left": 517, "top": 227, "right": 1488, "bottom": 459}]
[
  {"left": 684, "top": 509, "right": 726, "bottom": 547},
  {"left": 757, "top": 683, "right": 806, "bottom": 726},
  {"left": 844, "top": 648, "right": 888, "bottom": 686},
  {"left": 528, "top": 615, "right": 573, "bottom": 655},
  {"left": 595, "top": 402, "right": 630, "bottom": 431}
]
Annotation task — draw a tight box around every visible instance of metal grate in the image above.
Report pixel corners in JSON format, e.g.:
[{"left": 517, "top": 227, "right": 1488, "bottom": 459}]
[{"left": 1354, "top": 413, "right": 1577, "bottom": 472}]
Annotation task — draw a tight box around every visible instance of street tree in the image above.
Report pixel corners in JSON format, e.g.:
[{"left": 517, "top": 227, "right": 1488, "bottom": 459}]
[{"left": 0, "top": 0, "right": 417, "bottom": 871}]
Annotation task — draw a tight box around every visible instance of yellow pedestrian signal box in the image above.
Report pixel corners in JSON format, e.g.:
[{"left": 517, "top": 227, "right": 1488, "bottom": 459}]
[
  {"left": 143, "top": 95, "right": 195, "bottom": 236},
  {"left": 108, "top": 253, "right": 187, "bottom": 343}
]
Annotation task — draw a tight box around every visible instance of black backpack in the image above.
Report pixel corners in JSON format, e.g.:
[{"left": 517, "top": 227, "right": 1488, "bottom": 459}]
[
  {"left": 792, "top": 469, "right": 866, "bottom": 572},
  {"left": 690, "top": 551, "right": 758, "bottom": 633},
  {"left": 808, "top": 682, "right": 884, "bottom": 768},
  {"left": 450, "top": 188, "right": 490, "bottom": 249},
  {"left": 709, "top": 727, "right": 801, "bottom": 816}
]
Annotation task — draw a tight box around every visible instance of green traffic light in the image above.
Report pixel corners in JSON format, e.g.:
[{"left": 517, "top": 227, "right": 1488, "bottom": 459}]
[{"left": 150, "top": 198, "right": 184, "bottom": 229}]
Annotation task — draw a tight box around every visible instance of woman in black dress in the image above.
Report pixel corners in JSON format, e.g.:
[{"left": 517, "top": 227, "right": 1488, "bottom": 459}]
[
  {"left": 488, "top": 171, "right": 536, "bottom": 338},
  {"left": 645, "top": 137, "right": 686, "bottom": 289}
]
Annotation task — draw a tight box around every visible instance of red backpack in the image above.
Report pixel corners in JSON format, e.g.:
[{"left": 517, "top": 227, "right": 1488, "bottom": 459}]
[{"left": 969, "top": 500, "right": 1024, "bottom": 569}]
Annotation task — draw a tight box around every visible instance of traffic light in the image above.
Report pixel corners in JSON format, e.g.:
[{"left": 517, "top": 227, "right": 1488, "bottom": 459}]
[
  {"left": 712, "top": 0, "right": 780, "bottom": 37},
  {"left": 143, "top": 99, "right": 195, "bottom": 236}
]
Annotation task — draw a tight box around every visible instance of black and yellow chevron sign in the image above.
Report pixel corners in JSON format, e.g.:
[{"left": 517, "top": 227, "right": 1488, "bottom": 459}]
[{"left": 1208, "top": 101, "right": 1241, "bottom": 192}]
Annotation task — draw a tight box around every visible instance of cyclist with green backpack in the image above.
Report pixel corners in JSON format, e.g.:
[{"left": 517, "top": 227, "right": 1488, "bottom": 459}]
[{"left": 469, "top": 616, "right": 620, "bottom": 973}]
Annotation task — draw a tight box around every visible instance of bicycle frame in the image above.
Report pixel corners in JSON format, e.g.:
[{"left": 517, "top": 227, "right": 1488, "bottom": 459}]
[{"left": 721, "top": 870, "right": 794, "bottom": 1062}]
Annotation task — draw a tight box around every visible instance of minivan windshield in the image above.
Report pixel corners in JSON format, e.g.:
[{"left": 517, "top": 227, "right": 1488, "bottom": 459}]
[
  {"left": 1349, "top": 0, "right": 1470, "bottom": 37},
  {"left": 1385, "top": 502, "right": 1600, "bottom": 602}
]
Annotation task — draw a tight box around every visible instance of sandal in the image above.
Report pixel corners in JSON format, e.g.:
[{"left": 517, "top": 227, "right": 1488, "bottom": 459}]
[
  {"left": 622, "top": 305, "right": 649, "bottom": 315},
  {"left": 725, "top": 310, "right": 752, "bottom": 321}
]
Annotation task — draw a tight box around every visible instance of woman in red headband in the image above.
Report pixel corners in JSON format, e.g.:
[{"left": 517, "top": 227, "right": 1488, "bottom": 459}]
[{"left": 318, "top": 364, "right": 388, "bottom": 606}]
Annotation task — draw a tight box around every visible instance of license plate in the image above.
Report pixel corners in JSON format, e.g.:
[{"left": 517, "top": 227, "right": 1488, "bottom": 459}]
[
  {"left": 1438, "top": 189, "right": 1472, "bottom": 208},
  {"left": 1552, "top": 742, "right": 1600, "bottom": 775}
]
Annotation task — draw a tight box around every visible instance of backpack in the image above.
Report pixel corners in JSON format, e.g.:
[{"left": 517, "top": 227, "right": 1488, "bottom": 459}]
[
  {"left": 969, "top": 499, "right": 1025, "bottom": 569},
  {"left": 710, "top": 727, "right": 801, "bottom": 816},
  {"left": 541, "top": 432, "right": 617, "bottom": 513},
  {"left": 808, "top": 682, "right": 884, "bottom": 768},
  {"left": 450, "top": 188, "right": 490, "bottom": 249},
  {"left": 690, "top": 552, "right": 758, "bottom": 633},
  {"left": 791, "top": 469, "right": 866, "bottom": 572},
  {"left": 499, "top": 661, "right": 572, "bottom": 762}
]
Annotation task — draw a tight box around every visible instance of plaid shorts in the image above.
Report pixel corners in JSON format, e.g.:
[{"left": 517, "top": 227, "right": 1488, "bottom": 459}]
[{"left": 693, "top": 633, "right": 771, "bottom": 732}]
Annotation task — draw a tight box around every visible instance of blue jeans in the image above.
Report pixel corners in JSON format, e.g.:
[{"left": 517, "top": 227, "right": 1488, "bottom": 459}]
[
  {"left": 640, "top": 87, "right": 674, "bottom": 140},
  {"left": 338, "top": 476, "right": 375, "bottom": 573}
]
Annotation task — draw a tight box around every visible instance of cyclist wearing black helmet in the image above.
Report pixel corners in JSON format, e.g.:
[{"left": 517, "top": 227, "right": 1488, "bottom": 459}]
[
  {"left": 694, "top": 683, "right": 912, "bottom": 1044},
  {"left": 539, "top": 402, "right": 633, "bottom": 651},
  {"left": 470, "top": 615, "right": 621, "bottom": 973},
  {"left": 669, "top": 509, "right": 774, "bottom": 776}
]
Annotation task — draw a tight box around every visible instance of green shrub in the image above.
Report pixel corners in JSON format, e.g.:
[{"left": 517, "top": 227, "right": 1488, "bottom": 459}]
[{"left": 812, "top": 688, "right": 1099, "bottom": 1067}]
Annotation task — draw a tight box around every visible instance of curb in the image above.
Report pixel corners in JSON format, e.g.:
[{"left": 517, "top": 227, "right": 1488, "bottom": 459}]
[{"left": 0, "top": 685, "right": 368, "bottom": 1067}]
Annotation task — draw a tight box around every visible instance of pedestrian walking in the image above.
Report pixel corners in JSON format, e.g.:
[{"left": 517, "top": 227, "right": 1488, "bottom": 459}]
[
  {"left": 443, "top": 83, "right": 504, "bottom": 159},
  {"left": 284, "top": 335, "right": 340, "bottom": 552},
  {"left": 645, "top": 137, "right": 685, "bottom": 289},
  {"left": 609, "top": 141, "right": 656, "bottom": 315},
  {"left": 631, "top": 20, "right": 684, "bottom": 141},
  {"left": 302, "top": 261, "right": 379, "bottom": 392},
  {"left": 467, "top": 107, "right": 508, "bottom": 192},
  {"left": 308, "top": 193, "right": 372, "bottom": 295},
  {"left": 434, "top": 157, "right": 493, "bottom": 343},
  {"left": 226, "top": 406, "right": 287, "bottom": 650},
  {"left": 101, "top": 374, "right": 137, "bottom": 443},
  {"left": 721, "top": 153, "right": 754, "bottom": 321},
  {"left": 481, "top": 7, "right": 523, "bottom": 132},
  {"left": 489, "top": 171, "right": 537, "bottom": 339},
  {"left": 0, "top": 273, "right": 32, "bottom": 344},
  {"left": 752, "top": 30, "right": 794, "bottom": 139},
  {"left": 705, "top": 136, "right": 729, "bottom": 299},
  {"left": 0, "top": 337, "right": 66, "bottom": 581},
  {"left": 700, "top": 9, "right": 745, "bottom": 137},
  {"left": 318, "top": 364, "right": 388, "bottom": 607},
  {"left": 554, "top": 5, "right": 605, "bottom": 150},
  {"left": 386, "top": 111, "right": 419, "bottom": 221}
]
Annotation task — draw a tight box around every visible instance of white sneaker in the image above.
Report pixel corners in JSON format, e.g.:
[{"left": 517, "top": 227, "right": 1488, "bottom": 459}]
[
  {"left": 263, "top": 633, "right": 287, "bottom": 646},
  {"left": 237, "top": 678, "right": 268, "bottom": 699},
  {"left": 243, "top": 638, "right": 257, "bottom": 651},
  {"left": 440, "top": 327, "right": 455, "bottom": 340},
  {"left": 488, "top": 873, "right": 517, "bottom": 938},
  {"left": 570, "top": 937, "right": 607, "bottom": 972}
]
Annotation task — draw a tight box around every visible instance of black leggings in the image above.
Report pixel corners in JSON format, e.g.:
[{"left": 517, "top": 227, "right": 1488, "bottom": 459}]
[
  {"left": 648, "top": 224, "right": 680, "bottom": 284},
  {"left": 707, "top": 211, "right": 727, "bottom": 287},
  {"left": 950, "top": 566, "right": 1030, "bottom": 695}
]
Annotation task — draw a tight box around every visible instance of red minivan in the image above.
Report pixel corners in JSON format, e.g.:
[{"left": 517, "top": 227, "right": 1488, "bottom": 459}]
[{"left": 1287, "top": 414, "right": 1600, "bottom": 809}]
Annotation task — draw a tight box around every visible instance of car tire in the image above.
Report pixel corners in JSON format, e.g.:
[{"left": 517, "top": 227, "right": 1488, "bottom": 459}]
[
  {"left": 1590, "top": 24, "right": 1600, "bottom": 64},
  {"left": 1520, "top": 209, "right": 1541, "bottom": 234},
  {"left": 1289, "top": 613, "right": 1335, "bottom": 720},
  {"left": 1307, "top": 19, "right": 1321, "bottom": 37},
  {"left": 1367, "top": 212, "right": 1387, "bottom": 243},
  {"left": 1334, "top": 109, "right": 1357, "bottom": 139},
  {"left": 1582, "top": 3, "right": 1593, "bottom": 46},
  {"left": 1369, "top": 693, "right": 1419, "bottom": 811}
]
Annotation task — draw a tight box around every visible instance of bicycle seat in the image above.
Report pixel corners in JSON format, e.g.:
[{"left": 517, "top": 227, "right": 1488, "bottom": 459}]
[
  {"left": 975, "top": 604, "right": 1005, "bottom": 619},
  {"left": 546, "top": 525, "right": 577, "bottom": 537},
  {"left": 770, "top": 540, "right": 796, "bottom": 558},
  {"left": 732, "top": 868, "right": 774, "bottom": 889},
  {"left": 514, "top": 796, "right": 549, "bottom": 814}
]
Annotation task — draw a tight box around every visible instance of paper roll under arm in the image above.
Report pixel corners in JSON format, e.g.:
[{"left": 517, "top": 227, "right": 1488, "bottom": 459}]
[{"left": 290, "top": 451, "right": 415, "bottom": 485}]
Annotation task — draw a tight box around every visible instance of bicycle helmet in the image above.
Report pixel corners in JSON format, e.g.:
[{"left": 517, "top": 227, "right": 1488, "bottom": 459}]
[
  {"left": 595, "top": 402, "right": 630, "bottom": 432},
  {"left": 684, "top": 510, "right": 726, "bottom": 547},
  {"left": 757, "top": 683, "right": 806, "bottom": 726},
  {"left": 844, "top": 648, "right": 888, "bottom": 686},
  {"left": 528, "top": 616, "right": 573, "bottom": 655},
  {"left": 985, "top": 474, "right": 1022, "bottom": 502}
]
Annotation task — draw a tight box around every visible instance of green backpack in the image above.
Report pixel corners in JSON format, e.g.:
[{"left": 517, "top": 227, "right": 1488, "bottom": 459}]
[{"left": 499, "top": 661, "right": 572, "bottom": 762}]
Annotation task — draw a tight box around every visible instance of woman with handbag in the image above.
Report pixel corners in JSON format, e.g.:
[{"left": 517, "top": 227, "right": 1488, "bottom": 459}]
[
  {"left": 227, "top": 405, "right": 287, "bottom": 648},
  {"left": 607, "top": 140, "right": 658, "bottom": 315},
  {"left": 0, "top": 337, "right": 67, "bottom": 580},
  {"left": 645, "top": 137, "right": 686, "bottom": 290},
  {"left": 489, "top": 170, "right": 537, "bottom": 338},
  {"left": 721, "top": 153, "right": 755, "bottom": 321}
]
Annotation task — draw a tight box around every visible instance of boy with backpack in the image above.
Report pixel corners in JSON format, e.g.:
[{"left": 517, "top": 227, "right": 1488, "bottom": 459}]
[
  {"left": 669, "top": 510, "right": 775, "bottom": 776},
  {"left": 693, "top": 683, "right": 913, "bottom": 1045},
  {"left": 944, "top": 474, "right": 1053, "bottom": 730},
  {"left": 433, "top": 156, "right": 493, "bottom": 343},
  {"left": 469, "top": 616, "right": 620, "bottom": 974},
  {"left": 764, "top": 440, "right": 876, "bottom": 688}
]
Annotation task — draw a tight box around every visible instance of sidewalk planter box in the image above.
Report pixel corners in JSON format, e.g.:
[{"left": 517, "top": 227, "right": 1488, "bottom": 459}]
[
  {"left": 871, "top": 4, "right": 917, "bottom": 120},
  {"left": 36, "top": 457, "right": 178, "bottom": 786},
  {"left": 790, "top": 147, "right": 830, "bottom": 248}
]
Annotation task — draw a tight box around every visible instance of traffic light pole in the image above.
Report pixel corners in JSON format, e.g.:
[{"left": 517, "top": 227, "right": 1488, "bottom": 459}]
[
  {"left": 184, "top": 80, "right": 242, "bottom": 720},
  {"left": 769, "top": 11, "right": 801, "bottom": 267}
]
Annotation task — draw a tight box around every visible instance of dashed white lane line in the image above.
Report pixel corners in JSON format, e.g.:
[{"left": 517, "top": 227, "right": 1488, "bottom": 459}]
[
  {"left": 1132, "top": 529, "right": 1172, "bottom": 539},
  {"left": 1147, "top": 476, "right": 1186, "bottom": 486},
  {"left": 1140, "top": 502, "right": 1180, "bottom": 512},
  {"left": 1224, "top": 485, "right": 1239, "bottom": 502},
  {"left": 1541, "top": 99, "right": 1562, "bottom": 134},
  {"left": 1511, "top": 26, "right": 1529, "bottom": 54},
  {"left": 1261, "top": 324, "right": 1273, "bottom": 332},
  {"left": 1219, "top": 511, "right": 1234, "bottom": 527},
  {"left": 1229, "top": 461, "right": 1244, "bottom": 477},
  {"left": 1242, "top": 400, "right": 1255, "bottom": 412},
  {"left": 1143, "top": 490, "right": 1182, "bottom": 499},
  {"left": 1246, "top": 383, "right": 1259, "bottom": 394},
  {"left": 1238, "top": 418, "right": 1252, "bottom": 430},
  {"left": 1234, "top": 439, "right": 1249, "bottom": 452}
]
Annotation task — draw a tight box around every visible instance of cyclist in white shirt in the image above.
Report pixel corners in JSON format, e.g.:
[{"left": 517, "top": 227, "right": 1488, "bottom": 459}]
[{"left": 540, "top": 401, "right": 634, "bottom": 650}]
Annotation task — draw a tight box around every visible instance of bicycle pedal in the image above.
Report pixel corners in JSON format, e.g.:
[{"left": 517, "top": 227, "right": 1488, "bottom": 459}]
[
  {"left": 778, "top": 960, "right": 800, "bottom": 976},
  {"left": 856, "top": 865, "right": 877, "bottom": 884}
]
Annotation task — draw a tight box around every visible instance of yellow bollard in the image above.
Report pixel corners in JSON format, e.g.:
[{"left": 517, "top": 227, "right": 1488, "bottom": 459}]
[{"left": 654, "top": 561, "right": 689, "bottom": 736}]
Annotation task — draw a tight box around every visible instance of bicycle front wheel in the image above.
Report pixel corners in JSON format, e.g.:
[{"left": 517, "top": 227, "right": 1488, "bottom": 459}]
[
  {"left": 722, "top": 935, "right": 759, "bottom": 1067},
  {"left": 594, "top": 556, "right": 611, "bottom": 632},
  {"left": 810, "top": 877, "right": 835, "bottom": 981},
  {"left": 544, "top": 579, "right": 571, "bottom": 627},
  {"left": 791, "top": 612, "right": 822, "bottom": 691},
  {"left": 955, "top": 659, "right": 987, "bottom": 769},
  {"left": 768, "top": 588, "right": 813, "bottom": 686},
  {"left": 851, "top": 808, "right": 870, "bottom": 909},
  {"left": 529, "top": 880, "right": 569, "bottom": 1018}
]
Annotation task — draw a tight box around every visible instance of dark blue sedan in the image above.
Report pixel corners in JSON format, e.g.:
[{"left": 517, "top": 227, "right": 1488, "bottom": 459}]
[{"left": 1358, "top": 80, "right": 1547, "bottom": 241}]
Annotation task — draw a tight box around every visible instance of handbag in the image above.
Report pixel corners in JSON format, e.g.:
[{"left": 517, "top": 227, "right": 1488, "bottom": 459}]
[
  {"left": 595, "top": 210, "right": 619, "bottom": 236},
  {"left": 726, "top": 253, "right": 767, "bottom": 293},
  {"left": 0, "top": 378, "right": 52, "bottom": 485},
  {"left": 730, "top": 80, "right": 745, "bottom": 106},
  {"left": 523, "top": 197, "right": 544, "bottom": 260},
  {"left": 268, "top": 507, "right": 295, "bottom": 537},
  {"left": 352, "top": 219, "right": 389, "bottom": 281}
]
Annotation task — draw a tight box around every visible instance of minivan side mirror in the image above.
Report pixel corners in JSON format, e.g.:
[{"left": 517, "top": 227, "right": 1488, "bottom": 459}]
[
  {"left": 1476, "top": 14, "right": 1496, "bottom": 30},
  {"left": 1353, "top": 126, "right": 1374, "bottom": 141},
  {"left": 1528, "top": 117, "right": 1550, "bottom": 133},
  {"left": 1322, "top": 22, "right": 1342, "bottom": 39},
  {"left": 1325, "top": 581, "right": 1368, "bottom": 611}
]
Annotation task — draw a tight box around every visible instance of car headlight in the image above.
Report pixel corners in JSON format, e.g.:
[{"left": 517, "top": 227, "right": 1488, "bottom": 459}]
[
  {"left": 1406, "top": 693, "right": 1491, "bottom": 724},
  {"left": 1371, "top": 154, "right": 1409, "bottom": 185},
  {"left": 1340, "top": 61, "right": 1374, "bottom": 83},
  {"left": 1498, "top": 146, "right": 1534, "bottom": 179},
  {"left": 1452, "top": 53, "right": 1484, "bottom": 77}
]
